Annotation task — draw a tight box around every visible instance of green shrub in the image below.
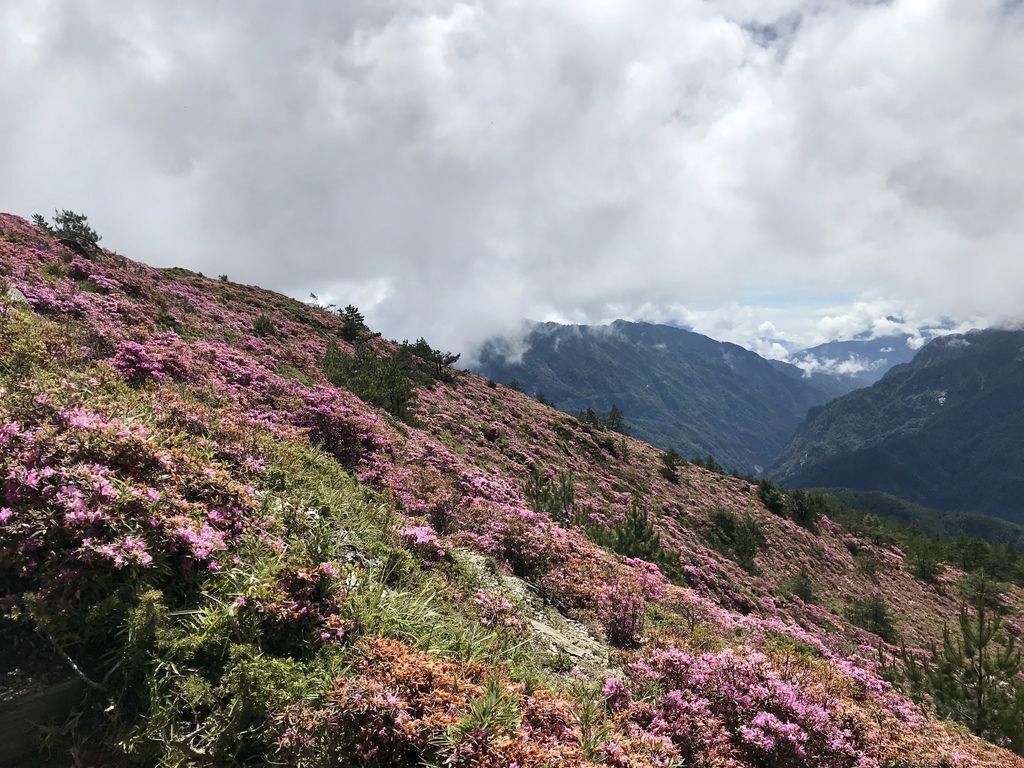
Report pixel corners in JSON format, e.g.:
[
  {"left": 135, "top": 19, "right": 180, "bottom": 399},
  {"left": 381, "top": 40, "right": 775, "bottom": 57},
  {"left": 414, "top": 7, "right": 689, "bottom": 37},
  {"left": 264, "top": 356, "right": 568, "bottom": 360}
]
[
  {"left": 708, "top": 507, "right": 763, "bottom": 573},
  {"left": 855, "top": 549, "right": 879, "bottom": 578},
  {"left": 606, "top": 498, "right": 662, "bottom": 562},
  {"left": 757, "top": 478, "right": 786, "bottom": 516},
  {"left": 322, "top": 341, "right": 425, "bottom": 424},
  {"left": 781, "top": 569, "right": 816, "bottom": 604},
  {"left": 523, "top": 464, "right": 576, "bottom": 525},
  {"left": 660, "top": 448, "right": 682, "bottom": 484},
  {"left": 786, "top": 489, "right": 826, "bottom": 531},
  {"left": 691, "top": 454, "right": 725, "bottom": 474},
  {"left": 253, "top": 313, "right": 276, "bottom": 337},
  {"left": 845, "top": 595, "right": 898, "bottom": 643},
  {"left": 907, "top": 540, "right": 943, "bottom": 582}
]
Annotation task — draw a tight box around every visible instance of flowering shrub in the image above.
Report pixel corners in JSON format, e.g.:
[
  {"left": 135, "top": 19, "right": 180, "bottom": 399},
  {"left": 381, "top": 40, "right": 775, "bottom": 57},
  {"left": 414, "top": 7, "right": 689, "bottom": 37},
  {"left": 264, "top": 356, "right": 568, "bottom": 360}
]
[
  {"left": 110, "top": 334, "right": 189, "bottom": 385},
  {"left": 473, "top": 590, "right": 527, "bottom": 631},
  {"left": 256, "top": 562, "right": 351, "bottom": 651},
  {"left": 399, "top": 525, "right": 446, "bottom": 562},
  {"left": 276, "top": 638, "right": 582, "bottom": 767},
  {"left": 597, "top": 579, "right": 647, "bottom": 647},
  {"left": 616, "top": 646, "right": 885, "bottom": 767}
]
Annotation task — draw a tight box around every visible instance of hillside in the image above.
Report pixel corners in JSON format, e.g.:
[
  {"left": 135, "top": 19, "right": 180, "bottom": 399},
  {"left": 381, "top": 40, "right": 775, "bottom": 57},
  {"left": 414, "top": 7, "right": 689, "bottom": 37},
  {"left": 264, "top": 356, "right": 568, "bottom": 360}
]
[
  {"left": 823, "top": 489, "right": 1024, "bottom": 547},
  {"left": 772, "top": 329, "right": 1024, "bottom": 523},
  {"left": 473, "top": 320, "right": 839, "bottom": 473},
  {"left": 2, "top": 212, "right": 1023, "bottom": 766}
]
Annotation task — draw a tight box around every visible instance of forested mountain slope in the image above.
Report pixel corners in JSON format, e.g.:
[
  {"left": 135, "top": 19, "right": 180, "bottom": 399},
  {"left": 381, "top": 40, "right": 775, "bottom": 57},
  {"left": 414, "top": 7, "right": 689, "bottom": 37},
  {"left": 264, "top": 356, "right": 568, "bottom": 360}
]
[
  {"left": 773, "top": 329, "right": 1024, "bottom": 522},
  {"left": 474, "top": 320, "right": 839, "bottom": 473}
]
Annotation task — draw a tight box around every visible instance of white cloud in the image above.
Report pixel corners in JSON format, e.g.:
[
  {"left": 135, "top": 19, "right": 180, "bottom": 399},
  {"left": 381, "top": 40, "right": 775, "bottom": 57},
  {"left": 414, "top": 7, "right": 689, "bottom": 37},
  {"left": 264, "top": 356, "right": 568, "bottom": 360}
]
[
  {"left": 0, "top": 0, "right": 1022, "bottom": 355},
  {"left": 792, "top": 353, "right": 883, "bottom": 377}
]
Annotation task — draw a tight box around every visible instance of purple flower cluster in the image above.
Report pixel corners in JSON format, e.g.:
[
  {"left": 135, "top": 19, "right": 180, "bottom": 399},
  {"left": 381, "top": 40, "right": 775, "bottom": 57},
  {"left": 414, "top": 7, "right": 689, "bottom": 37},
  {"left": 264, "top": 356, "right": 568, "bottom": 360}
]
[
  {"left": 398, "top": 525, "right": 446, "bottom": 562},
  {"left": 472, "top": 590, "right": 526, "bottom": 631},
  {"left": 618, "top": 646, "right": 880, "bottom": 767}
]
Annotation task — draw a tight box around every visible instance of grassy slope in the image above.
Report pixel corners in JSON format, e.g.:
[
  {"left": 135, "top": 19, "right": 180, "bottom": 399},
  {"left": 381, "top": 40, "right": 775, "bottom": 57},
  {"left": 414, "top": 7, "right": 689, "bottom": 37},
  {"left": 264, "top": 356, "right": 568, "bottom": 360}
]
[{"left": 1, "top": 212, "right": 1021, "bottom": 766}]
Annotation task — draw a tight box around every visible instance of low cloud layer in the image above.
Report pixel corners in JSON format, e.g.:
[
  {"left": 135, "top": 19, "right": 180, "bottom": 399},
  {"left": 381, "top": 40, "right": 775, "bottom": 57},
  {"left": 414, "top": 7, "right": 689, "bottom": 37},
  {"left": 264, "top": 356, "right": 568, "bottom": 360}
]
[{"left": 2, "top": 1, "right": 1023, "bottom": 356}]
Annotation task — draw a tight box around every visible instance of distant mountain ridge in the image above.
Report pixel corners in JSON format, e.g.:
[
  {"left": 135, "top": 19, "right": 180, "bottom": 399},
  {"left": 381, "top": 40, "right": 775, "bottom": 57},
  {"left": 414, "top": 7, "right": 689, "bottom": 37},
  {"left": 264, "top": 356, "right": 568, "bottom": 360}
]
[
  {"left": 772, "top": 328, "right": 1024, "bottom": 522},
  {"left": 789, "top": 334, "right": 922, "bottom": 388},
  {"left": 472, "top": 320, "right": 840, "bottom": 473}
]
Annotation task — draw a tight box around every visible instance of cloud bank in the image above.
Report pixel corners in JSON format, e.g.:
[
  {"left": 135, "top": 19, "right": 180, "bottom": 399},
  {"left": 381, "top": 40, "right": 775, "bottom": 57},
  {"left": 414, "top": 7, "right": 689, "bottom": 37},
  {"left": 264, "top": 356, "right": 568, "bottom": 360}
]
[{"left": 1, "top": 0, "right": 1023, "bottom": 355}]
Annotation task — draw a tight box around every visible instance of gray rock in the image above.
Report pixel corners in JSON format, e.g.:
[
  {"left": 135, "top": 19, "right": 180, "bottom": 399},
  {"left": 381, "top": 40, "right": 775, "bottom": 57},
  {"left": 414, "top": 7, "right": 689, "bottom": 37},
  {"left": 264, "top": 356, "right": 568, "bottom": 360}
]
[{"left": 4, "top": 285, "right": 27, "bottom": 306}]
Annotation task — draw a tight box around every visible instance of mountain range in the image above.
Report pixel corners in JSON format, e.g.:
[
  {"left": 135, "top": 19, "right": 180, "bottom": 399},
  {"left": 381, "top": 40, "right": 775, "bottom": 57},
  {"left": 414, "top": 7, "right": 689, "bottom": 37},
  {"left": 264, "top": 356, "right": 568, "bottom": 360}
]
[
  {"left": 472, "top": 320, "right": 840, "bottom": 474},
  {"left": 789, "top": 333, "right": 921, "bottom": 387}
]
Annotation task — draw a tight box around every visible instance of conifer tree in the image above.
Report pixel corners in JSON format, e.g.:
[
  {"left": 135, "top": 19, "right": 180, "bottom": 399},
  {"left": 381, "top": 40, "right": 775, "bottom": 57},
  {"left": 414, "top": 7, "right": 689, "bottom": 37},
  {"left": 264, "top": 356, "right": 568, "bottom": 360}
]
[
  {"left": 552, "top": 471, "right": 576, "bottom": 525},
  {"left": 605, "top": 404, "right": 628, "bottom": 434},
  {"left": 322, "top": 340, "right": 422, "bottom": 423},
  {"left": 845, "top": 595, "right": 898, "bottom": 643},
  {"left": 609, "top": 498, "right": 662, "bottom": 562},
  {"left": 524, "top": 464, "right": 553, "bottom": 515},
  {"left": 524, "top": 464, "right": 576, "bottom": 525},
  {"left": 659, "top": 448, "right": 681, "bottom": 484},
  {"left": 33, "top": 209, "right": 102, "bottom": 248},
  {"left": 786, "top": 489, "right": 825, "bottom": 531},
  {"left": 756, "top": 478, "right": 786, "bottom": 516},
  {"left": 907, "top": 538, "right": 943, "bottom": 582},
  {"left": 404, "top": 337, "right": 460, "bottom": 379},
  {"left": 339, "top": 305, "right": 365, "bottom": 342},
  {"left": 895, "top": 575, "right": 1024, "bottom": 752}
]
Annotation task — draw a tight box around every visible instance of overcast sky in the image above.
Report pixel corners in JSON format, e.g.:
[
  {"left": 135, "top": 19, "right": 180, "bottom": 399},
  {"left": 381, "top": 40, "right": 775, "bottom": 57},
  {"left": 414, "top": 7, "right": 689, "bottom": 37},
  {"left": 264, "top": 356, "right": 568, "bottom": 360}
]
[{"left": 1, "top": 0, "right": 1022, "bottom": 359}]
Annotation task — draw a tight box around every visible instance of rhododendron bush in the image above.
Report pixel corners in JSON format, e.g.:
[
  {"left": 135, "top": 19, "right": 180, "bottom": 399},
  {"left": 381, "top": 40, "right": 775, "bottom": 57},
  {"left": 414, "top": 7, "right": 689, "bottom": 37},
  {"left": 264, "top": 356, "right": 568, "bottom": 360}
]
[{"left": 1, "top": 212, "right": 1021, "bottom": 766}]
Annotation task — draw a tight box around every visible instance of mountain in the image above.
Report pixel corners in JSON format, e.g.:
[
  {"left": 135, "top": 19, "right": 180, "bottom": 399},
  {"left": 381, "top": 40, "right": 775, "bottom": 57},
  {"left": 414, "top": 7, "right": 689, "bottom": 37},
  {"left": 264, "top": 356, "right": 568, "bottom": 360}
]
[
  {"left": 788, "top": 334, "right": 922, "bottom": 388},
  {"left": 472, "top": 320, "right": 840, "bottom": 474},
  {"left": 2, "top": 212, "right": 1023, "bottom": 765},
  {"left": 772, "top": 329, "right": 1024, "bottom": 522}
]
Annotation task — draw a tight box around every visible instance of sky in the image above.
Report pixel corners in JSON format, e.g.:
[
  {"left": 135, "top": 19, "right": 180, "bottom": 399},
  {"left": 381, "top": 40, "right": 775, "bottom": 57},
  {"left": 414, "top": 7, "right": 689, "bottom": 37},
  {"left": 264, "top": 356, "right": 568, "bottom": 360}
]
[{"left": 1, "top": 0, "right": 1022, "bottom": 362}]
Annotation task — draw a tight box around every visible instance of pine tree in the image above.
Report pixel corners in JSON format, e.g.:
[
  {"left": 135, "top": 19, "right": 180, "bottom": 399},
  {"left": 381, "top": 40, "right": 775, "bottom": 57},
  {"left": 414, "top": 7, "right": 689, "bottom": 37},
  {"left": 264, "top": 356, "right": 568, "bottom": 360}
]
[
  {"left": 708, "top": 507, "right": 763, "bottom": 573},
  {"left": 552, "top": 471, "right": 576, "bottom": 525},
  {"left": 907, "top": 538, "right": 943, "bottom": 582},
  {"left": 845, "top": 595, "right": 898, "bottom": 643},
  {"left": 33, "top": 209, "right": 102, "bottom": 252},
  {"left": 659, "top": 448, "right": 681, "bottom": 484},
  {"left": 756, "top": 478, "right": 786, "bottom": 516},
  {"left": 403, "top": 337, "right": 460, "bottom": 379},
  {"left": 253, "top": 314, "right": 276, "bottom": 338},
  {"left": 524, "top": 464, "right": 553, "bottom": 515},
  {"left": 897, "top": 576, "right": 1024, "bottom": 752},
  {"left": 605, "top": 404, "right": 628, "bottom": 434},
  {"left": 782, "top": 569, "right": 816, "bottom": 603},
  {"left": 321, "top": 341, "right": 423, "bottom": 423},
  {"left": 524, "top": 465, "right": 576, "bottom": 525},
  {"left": 609, "top": 498, "right": 662, "bottom": 562},
  {"left": 786, "top": 489, "right": 825, "bottom": 531},
  {"left": 339, "top": 305, "right": 365, "bottom": 342}
]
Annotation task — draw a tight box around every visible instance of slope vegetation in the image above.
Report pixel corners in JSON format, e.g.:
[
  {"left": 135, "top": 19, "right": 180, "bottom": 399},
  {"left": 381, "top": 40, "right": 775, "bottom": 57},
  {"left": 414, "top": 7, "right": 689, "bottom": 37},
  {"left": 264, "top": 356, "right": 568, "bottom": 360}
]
[{"left": 1, "top": 213, "right": 1022, "bottom": 766}]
